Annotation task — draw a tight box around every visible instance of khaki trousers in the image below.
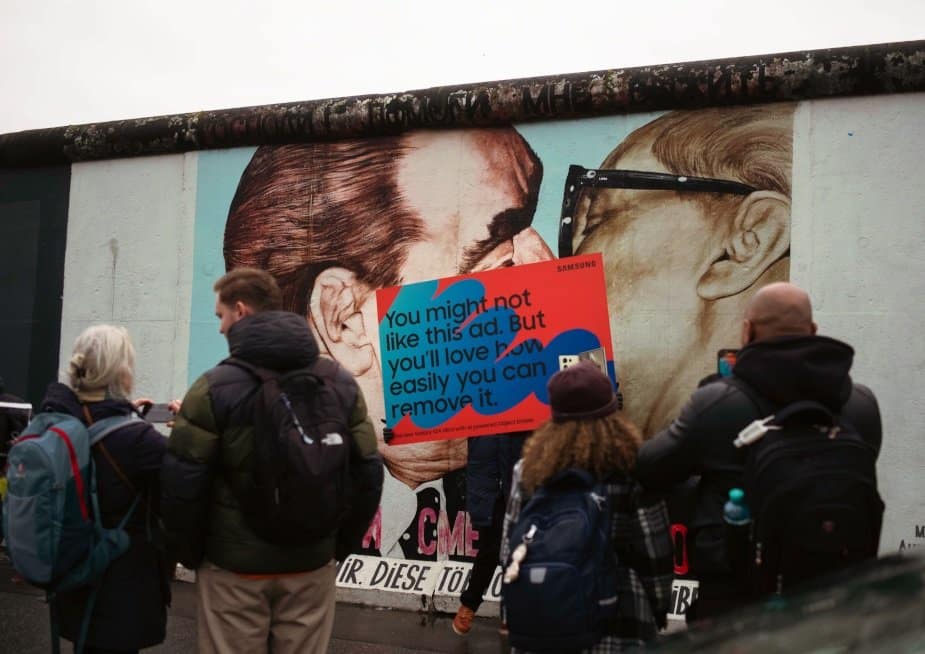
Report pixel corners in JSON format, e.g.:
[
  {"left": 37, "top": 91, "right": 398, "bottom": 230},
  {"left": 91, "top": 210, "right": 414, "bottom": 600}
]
[{"left": 196, "top": 560, "right": 336, "bottom": 654}]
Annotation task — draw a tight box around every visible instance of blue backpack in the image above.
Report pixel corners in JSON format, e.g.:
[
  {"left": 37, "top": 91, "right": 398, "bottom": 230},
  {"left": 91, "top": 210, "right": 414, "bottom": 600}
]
[
  {"left": 502, "top": 468, "right": 618, "bottom": 652},
  {"left": 2, "top": 411, "right": 140, "bottom": 653}
]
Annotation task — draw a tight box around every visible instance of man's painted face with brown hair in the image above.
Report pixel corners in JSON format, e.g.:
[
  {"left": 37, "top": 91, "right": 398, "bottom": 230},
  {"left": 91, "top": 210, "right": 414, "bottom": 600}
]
[{"left": 313, "top": 129, "right": 554, "bottom": 489}]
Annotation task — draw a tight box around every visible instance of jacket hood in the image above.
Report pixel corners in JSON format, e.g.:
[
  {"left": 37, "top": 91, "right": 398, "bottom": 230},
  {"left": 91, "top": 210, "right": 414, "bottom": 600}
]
[
  {"left": 40, "top": 382, "right": 83, "bottom": 417},
  {"left": 733, "top": 335, "right": 854, "bottom": 411},
  {"left": 227, "top": 310, "right": 319, "bottom": 370},
  {"left": 39, "top": 382, "right": 134, "bottom": 421}
]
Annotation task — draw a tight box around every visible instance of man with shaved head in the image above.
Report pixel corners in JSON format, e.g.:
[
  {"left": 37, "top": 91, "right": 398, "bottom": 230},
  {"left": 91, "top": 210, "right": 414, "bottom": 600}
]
[
  {"left": 635, "top": 282, "right": 882, "bottom": 621},
  {"left": 743, "top": 282, "right": 816, "bottom": 341}
]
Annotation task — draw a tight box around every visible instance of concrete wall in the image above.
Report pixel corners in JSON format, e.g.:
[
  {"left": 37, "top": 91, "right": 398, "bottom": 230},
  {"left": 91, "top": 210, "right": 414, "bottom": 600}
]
[
  {"left": 791, "top": 93, "right": 925, "bottom": 552},
  {"left": 60, "top": 154, "right": 197, "bottom": 404},
  {"left": 4, "top": 89, "right": 924, "bottom": 615}
]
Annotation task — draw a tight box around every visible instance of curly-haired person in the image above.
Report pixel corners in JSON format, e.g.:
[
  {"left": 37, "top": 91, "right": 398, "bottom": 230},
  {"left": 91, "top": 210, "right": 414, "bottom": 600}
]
[{"left": 502, "top": 361, "right": 674, "bottom": 652}]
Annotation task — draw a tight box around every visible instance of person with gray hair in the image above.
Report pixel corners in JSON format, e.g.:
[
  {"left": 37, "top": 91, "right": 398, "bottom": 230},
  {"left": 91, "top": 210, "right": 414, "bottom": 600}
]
[{"left": 36, "top": 324, "right": 170, "bottom": 653}]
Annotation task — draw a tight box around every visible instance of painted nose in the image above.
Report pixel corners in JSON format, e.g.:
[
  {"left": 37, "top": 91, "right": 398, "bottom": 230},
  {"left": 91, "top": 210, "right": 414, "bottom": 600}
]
[{"left": 512, "top": 227, "right": 555, "bottom": 264}]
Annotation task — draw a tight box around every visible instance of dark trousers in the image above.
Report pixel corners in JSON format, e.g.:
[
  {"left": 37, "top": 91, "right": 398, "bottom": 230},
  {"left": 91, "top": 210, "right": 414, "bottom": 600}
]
[{"left": 460, "top": 502, "right": 504, "bottom": 612}]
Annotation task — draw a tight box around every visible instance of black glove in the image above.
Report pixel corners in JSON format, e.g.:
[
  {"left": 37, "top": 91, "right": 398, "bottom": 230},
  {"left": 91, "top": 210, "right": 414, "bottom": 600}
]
[{"left": 380, "top": 419, "right": 395, "bottom": 445}]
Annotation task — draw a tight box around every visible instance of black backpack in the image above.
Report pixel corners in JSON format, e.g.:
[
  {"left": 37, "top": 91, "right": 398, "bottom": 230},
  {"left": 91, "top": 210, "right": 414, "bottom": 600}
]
[
  {"left": 502, "top": 469, "right": 618, "bottom": 652},
  {"left": 226, "top": 357, "right": 353, "bottom": 546},
  {"left": 734, "top": 396, "right": 884, "bottom": 596}
]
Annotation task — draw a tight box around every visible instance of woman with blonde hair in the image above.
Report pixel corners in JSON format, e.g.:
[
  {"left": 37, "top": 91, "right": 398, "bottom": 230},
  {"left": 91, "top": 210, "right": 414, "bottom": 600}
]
[
  {"left": 501, "top": 361, "right": 674, "bottom": 652},
  {"left": 38, "top": 324, "right": 170, "bottom": 653}
]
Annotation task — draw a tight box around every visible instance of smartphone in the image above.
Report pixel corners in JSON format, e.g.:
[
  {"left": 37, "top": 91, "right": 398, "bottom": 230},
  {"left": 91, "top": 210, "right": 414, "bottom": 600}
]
[
  {"left": 717, "top": 349, "right": 738, "bottom": 378},
  {"left": 140, "top": 403, "right": 174, "bottom": 423}
]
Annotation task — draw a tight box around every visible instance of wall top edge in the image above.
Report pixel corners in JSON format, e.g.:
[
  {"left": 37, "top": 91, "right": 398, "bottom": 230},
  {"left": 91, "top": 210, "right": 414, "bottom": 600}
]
[{"left": 2, "top": 40, "right": 924, "bottom": 167}]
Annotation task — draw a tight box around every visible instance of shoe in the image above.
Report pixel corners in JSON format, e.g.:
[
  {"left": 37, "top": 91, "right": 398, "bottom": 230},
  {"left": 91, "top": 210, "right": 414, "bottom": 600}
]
[
  {"left": 498, "top": 621, "right": 509, "bottom": 637},
  {"left": 452, "top": 605, "right": 475, "bottom": 635}
]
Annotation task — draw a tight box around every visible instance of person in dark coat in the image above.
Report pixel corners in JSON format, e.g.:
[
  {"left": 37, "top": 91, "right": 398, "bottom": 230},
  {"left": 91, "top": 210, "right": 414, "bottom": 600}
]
[
  {"left": 452, "top": 432, "right": 527, "bottom": 635},
  {"left": 635, "top": 282, "right": 882, "bottom": 622},
  {"left": 42, "top": 324, "right": 170, "bottom": 653}
]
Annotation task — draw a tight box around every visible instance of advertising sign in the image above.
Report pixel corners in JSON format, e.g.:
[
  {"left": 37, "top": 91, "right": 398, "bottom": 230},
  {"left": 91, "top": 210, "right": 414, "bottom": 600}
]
[{"left": 377, "top": 253, "right": 615, "bottom": 443}]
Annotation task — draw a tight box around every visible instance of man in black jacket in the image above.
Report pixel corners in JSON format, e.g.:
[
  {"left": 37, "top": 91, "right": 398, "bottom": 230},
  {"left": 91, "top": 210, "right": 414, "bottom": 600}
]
[{"left": 635, "top": 282, "right": 881, "bottom": 621}]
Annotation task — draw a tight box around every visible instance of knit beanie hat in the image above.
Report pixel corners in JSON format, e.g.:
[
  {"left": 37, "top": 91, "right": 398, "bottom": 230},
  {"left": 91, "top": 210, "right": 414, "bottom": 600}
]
[{"left": 547, "top": 361, "right": 619, "bottom": 422}]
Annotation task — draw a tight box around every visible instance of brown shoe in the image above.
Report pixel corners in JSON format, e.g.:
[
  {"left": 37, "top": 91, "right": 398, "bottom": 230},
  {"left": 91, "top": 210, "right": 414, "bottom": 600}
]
[{"left": 452, "top": 605, "right": 475, "bottom": 635}]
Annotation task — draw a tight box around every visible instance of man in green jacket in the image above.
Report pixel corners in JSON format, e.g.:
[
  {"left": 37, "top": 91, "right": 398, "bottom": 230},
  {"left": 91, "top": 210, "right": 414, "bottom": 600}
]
[{"left": 161, "top": 267, "right": 383, "bottom": 653}]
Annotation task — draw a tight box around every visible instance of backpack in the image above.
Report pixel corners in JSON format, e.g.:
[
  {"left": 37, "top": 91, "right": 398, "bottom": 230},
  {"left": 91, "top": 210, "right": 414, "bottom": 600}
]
[
  {"left": 225, "top": 357, "right": 353, "bottom": 546},
  {"left": 501, "top": 468, "right": 618, "bottom": 652},
  {"left": 734, "top": 399, "right": 884, "bottom": 596},
  {"left": 2, "top": 411, "right": 139, "bottom": 653}
]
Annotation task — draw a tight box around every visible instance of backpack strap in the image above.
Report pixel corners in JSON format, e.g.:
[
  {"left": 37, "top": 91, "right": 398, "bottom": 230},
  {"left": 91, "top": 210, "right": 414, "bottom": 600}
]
[
  {"left": 725, "top": 378, "right": 837, "bottom": 448},
  {"left": 722, "top": 376, "right": 775, "bottom": 416},
  {"left": 544, "top": 467, "right": 597, "bottom": 490},
  {"left": 223, "top": 356, "right": 278, "bottom": 383},
  {"left": 772, "top": 401, "right": 836, "bottom": 427},
  {"left": 224, "top": 356, "right": 328, "bottom": 385},
  {"left": 724, "top": 377, "right": 837, "bottom": 426},
  {"left": 69, "top": 411, "right": 142, "bottom": 654},
  {"left": 87, "top": 414, "right": 142, "bottom": 445}
]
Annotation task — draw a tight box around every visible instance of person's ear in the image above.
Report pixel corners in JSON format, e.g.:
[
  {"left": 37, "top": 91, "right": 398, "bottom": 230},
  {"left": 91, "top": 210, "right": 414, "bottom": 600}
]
[
  {"left": 697, "top": 191, "right": 790, "bottom": 300},
  {"left": 234, "top": 300, "right": 253, "bottom": 319},
  {"left": 309, "top": 267, "right": 375, "bottom": 375}
]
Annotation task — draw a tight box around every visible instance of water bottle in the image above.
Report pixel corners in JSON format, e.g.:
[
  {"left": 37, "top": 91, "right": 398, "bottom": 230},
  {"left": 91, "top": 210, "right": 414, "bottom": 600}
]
[
  {"left": 723, "top": 488, "right": 751, "bottom": 526},
  {"left": 723, "top": 488, "right": 751, "bottom": 582}
]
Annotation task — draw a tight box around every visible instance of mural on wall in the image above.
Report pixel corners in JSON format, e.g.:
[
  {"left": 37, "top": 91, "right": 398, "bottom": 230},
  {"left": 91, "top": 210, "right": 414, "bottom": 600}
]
[
  {"left": 190, "top": 103, "right": 794, "bottom": 563},
  {"left": 378, "top": 254, "right": 616, "bottom": 443},
  {"left": 566, "top": 105, "right": 795, "bottom": 434}
]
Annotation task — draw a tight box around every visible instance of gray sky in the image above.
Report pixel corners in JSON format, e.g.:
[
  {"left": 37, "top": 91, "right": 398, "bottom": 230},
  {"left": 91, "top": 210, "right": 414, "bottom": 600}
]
[{"left": 1, "top": 0, "right": 923, "bottom": 134}]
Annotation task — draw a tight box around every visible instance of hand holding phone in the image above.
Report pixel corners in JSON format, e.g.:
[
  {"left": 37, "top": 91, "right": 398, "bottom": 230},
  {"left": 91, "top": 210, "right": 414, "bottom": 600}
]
[
  {"left": 136, "top": 401, "right": 175, "bottom": 423},
  {"left": 717, "top": 349, "right": 738, "bottom": 378}
]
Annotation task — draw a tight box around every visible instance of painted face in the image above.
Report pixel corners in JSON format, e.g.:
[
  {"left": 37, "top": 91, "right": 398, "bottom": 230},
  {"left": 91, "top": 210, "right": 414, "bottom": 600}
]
[
  {"left": 396, "top": 130, "right": 554, "bottom": 280},
  {"left": 355, "top": 130, "right": 555, "bottom": 487},
  {"left": 572, "top": 144, "right": 723, "bottom": 432}
]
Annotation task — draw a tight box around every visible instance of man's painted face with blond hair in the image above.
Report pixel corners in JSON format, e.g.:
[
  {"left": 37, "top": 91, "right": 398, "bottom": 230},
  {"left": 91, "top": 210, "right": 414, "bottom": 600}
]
[{"left": 572, "top": 106, "right": 793, "bottom": 434}]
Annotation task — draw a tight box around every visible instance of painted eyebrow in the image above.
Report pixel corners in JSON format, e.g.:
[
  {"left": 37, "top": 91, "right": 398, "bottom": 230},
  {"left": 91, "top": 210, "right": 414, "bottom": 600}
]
[{"left": 459, "top": 206, "right": 532, "bottom": 273}]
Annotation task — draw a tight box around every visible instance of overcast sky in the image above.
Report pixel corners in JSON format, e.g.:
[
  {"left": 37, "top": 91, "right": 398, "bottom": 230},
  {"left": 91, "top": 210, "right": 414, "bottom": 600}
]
[{"left": 1, "top": 0, "right": 923, "bottom": 134}]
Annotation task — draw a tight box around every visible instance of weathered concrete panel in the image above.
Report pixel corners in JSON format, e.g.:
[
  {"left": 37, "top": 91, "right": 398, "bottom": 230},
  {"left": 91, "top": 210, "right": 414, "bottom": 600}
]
[
  {"left": 10, "top": 49, "right": 923, "bottom": 620},
  {"left": 61, "top": 153, "right": 197, "bottom": 401},
  {"left": 1, "top": 41, "right": 924, "bottom": 166},
  {"left": 790, "top": 92, "right": 925, "bottom": 553}
]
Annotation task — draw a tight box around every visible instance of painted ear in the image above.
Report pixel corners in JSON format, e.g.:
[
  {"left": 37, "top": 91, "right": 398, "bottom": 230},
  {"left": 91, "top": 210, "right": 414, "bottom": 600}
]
[
  {"left": 310, "top": 267, "right": 375, "bottom": 375},
  {"left": 697, "top": 191, "right": 790, "bottom": 300}
]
